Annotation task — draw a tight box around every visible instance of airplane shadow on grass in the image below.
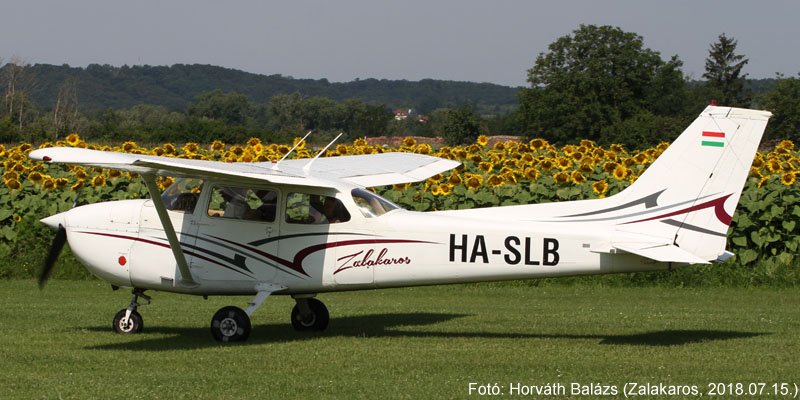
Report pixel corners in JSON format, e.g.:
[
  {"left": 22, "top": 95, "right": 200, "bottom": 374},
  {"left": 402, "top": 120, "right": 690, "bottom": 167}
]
[{"left": 83, "top": 312, "right": 766, "bottom": 351}]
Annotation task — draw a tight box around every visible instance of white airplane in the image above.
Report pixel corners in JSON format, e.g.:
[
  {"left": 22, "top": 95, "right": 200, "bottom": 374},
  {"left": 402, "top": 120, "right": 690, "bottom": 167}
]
[{"left": 30, "top": 106, "right": 770, "bottom": 342}]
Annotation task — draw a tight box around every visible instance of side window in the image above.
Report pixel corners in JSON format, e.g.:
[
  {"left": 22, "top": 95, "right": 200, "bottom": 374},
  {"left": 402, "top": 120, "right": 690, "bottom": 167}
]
[
  {"left": 162, "top": 178, "right": 204, "bottom": 213},
  {"left": 286, "top": 193, "right": 350, "bottom": 224},
  {"left": 207, "top": 186, "right": 278, "bottom": 222},
  {"left": 352, "top": 188, "right": 400, "bottom": 218}
]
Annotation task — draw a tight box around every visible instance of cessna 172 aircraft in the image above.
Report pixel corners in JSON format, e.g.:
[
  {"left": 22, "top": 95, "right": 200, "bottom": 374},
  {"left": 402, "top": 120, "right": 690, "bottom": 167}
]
[{"left": 30, "top": 106, "right": 770, "bottom": 342}]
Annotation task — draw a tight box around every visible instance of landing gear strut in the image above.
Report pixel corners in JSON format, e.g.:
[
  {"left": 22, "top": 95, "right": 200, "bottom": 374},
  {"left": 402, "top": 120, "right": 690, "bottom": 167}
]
[
  {"left": 113, "top": 288, "right": 149, "bottom": 334},
  {"left": 210, "top": 283, "right": 285, "bottom": 343}
]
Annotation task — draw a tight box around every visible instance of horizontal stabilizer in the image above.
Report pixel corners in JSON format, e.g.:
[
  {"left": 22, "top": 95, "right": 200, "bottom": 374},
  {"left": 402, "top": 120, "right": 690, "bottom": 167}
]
[{"left": 609, "top": 242, "right": 711, "bottom": 265}]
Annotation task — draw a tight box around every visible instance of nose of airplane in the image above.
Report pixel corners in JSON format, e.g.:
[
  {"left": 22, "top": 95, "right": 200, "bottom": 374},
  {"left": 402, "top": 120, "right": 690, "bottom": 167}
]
[{"left": 41, "top": 212, "right": 68, "bottom": 230}]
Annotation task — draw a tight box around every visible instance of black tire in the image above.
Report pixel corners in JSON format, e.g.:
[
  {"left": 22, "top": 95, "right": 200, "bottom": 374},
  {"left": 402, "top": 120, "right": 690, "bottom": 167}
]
[
  {"left": 291, "top": 298, "right": 329, "bottom": 332},
  {"left": 210, "top": 306, "right": 251, "bottom": 342},
  {"left": 113, "top": 309, "right": 143, "bottom": 334}
]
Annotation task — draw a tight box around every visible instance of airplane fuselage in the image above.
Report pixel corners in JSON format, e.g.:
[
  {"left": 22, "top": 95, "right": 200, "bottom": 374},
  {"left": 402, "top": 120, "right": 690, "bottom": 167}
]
[{"left": 56, "top": 191, "right": 671, "bottom": 297}]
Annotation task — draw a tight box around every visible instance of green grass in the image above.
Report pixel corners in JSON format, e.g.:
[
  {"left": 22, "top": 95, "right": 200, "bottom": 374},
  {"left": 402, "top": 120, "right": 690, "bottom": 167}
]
[{"left": 1, "top": 281, "right": 798, "bottom": 399}]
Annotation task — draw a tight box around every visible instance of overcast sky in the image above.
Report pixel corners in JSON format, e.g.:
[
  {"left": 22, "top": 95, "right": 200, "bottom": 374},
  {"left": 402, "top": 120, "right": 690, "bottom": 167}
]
[{"left": 2, "top": 1, "right": 798, "bottom": 87}]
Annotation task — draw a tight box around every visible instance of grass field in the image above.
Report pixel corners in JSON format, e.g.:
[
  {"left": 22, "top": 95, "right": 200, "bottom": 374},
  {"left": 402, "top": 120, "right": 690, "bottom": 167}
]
[{"left": 0, "top": 280, "right": 798, "bottom": 399}]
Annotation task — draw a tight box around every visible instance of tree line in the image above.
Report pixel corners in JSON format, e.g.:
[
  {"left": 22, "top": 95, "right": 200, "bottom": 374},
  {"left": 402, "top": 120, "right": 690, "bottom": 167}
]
[{"left": 1, "top": 25, "right": 799, "bottom": 148}]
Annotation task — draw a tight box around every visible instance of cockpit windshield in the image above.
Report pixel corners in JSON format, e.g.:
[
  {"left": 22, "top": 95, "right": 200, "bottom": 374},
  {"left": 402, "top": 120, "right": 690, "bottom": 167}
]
[
  {"left": 351, "top": 188, "right": 401, "bottom": 218},
  {"left": 161, "top": 178, "right": 204, "bottom": 213}
]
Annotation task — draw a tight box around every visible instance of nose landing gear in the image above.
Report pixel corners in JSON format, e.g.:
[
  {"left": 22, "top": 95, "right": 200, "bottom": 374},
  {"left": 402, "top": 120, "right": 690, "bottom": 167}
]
[{"left": 113, "top": 288, "right": 149, "bottom": 334}]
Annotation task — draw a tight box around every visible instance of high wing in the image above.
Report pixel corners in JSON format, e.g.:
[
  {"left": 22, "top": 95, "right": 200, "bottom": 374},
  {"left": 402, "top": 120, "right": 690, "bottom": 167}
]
[
  {"left": 271, "top": 152, "right": 460, "bottom": 187},
  {"left": 29, "top": 147, "right": 460, "bottom": 188}
]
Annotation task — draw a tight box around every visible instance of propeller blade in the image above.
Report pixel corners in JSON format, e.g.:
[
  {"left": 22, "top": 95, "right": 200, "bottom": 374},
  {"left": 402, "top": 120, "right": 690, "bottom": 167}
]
[{"left": 39, "top": 224, "right": 67, "bottom": 288}]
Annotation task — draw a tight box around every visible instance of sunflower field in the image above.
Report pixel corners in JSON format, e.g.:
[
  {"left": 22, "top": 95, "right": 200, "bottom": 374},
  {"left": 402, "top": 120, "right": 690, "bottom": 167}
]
[{"left": 1, "top": 133, "right": 798, "bottom": 283}]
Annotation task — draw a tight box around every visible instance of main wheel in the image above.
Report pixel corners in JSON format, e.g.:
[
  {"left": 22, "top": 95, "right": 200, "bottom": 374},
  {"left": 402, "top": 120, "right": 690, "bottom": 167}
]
[
  {"left": 210, "top": 306, "right": 251, "bottom": 342},
  {"left": 113, "top": 309, "right": 143, "bottom": 334},
  {"left": 291, "top": 298, "right": 329, "bottom": 332}
]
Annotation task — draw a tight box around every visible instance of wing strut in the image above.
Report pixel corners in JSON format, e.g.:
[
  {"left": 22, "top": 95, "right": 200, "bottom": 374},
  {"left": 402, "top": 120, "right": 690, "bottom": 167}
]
[
  {"left": 303, "top": 132, "right": 342, "bottom": 172},
  {"left": 142, "top": 174, "right": 198, "bottom": 287},
  {"left": 273, "top": 130, "right": 312, "bottom": 171}
]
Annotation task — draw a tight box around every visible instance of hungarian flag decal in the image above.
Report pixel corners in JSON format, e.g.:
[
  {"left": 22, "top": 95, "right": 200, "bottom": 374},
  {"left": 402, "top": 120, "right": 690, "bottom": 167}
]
[{"left": 701, "top": 131, "right": 725, "bottom": 147}]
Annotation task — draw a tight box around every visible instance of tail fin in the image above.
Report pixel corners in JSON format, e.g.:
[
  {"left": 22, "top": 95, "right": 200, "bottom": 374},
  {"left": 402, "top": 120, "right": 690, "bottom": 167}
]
[
  {"left": 441, "top": 106, "right": 771, "bottom": 263},
  {"left": 596, "top": 106, "right": 771, "bottom": 261}
]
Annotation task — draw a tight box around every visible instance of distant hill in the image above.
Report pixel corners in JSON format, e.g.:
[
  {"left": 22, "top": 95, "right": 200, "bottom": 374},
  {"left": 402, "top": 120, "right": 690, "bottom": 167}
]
[{"left": 9, "top": 63, "right": 521, "bottom": 114}]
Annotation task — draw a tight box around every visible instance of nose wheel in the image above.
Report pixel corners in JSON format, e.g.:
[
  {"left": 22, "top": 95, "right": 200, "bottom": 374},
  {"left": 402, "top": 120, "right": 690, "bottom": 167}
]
[
  {"left": 113, "top": 288, "right": 149, "bottom": 334},
  {"left": 113, "top": 309, "right": 143, "bottom": 333}
]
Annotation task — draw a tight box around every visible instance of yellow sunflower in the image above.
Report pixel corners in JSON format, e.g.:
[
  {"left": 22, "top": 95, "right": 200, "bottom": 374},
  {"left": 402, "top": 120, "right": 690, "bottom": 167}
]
[
  {"left": 478, "top": 161, "right": 494, "bottom": 173},
  {"left": 503, "top": 172, "right": 518, "bottom": 185},
  {"left": 592, "top": 180, "right": 609, "bottom": 196},
  {"left": 393, "top": 182, "right": 411, "bottom": 190},
  {"left": 247, "top": 137, "right": 262, "bottom": 147},
  {"left": 766, "top": 159, "right": 782, "bottom": 173},
  {"left": 613, "top": 165, "right": 628, "bottom": 180},
  {"left": 553, "top": 172, "right": 570, "bottom": 185},
  {"left": 90, "top": 175, "right": 106, "bottom": 187},
  {"left": 529, "top": 138, "right": 547, "bottom": 151},
  {"left": 42, "top": 177, "right": 56, "bottom": 190},
  {"left": 555, "top": 157, "right": 572, "bottom": 170},
  {"left": 777, "top": 140, "right": 795, "bottom": 151},
  {"left": 4, "top": 179, "right": 21, "bottom": 190},
  {"left": 71, "top": 180, "right": 85, "bottom": 192},
  {"left": 163, "top": 143, "right": 177, "bottom": 154},
  {"left": 3, "top": 171, "right": 19, "bottom": 181},
  {"left": 487, "top": 174, "right": 505, "bottom": 188},
  {"left": 633, "top": 153, "right": 649, "bottom": 165},
  {"left": 55, "top": 178, "right": 69, "bottom": 188},
  {"left": 65, "top": 133, "right": 81, "bottom": 146},
  {"left": 523, "top": 167, "right": 540, "bottom": 182},
  {"left": 121, "top": 141, "right": 137, "bottom": 152},
  {"left": 402, "top": 137, "right": 417, "bottom": 147},
  {"left": 230, "top": 146, "right": 245, "bottom": 156},
  {"left": 28, "top": 171, "right": 43, "bottom": 183},
  {"left": 448, "top": 172, "right": 463, "bottom": 186},
  {"left": 210, "top": 140, "right": 225, "bottom": 152},
  {"left": 781, "top": 172, "right": 796, "bottom": 186},
  {"left": 477, "top": 135, "right": 489, "bottom": 147},
  {"left": 182, "top": 142, "right": 200, "bottom": 154},
  {"left": 465, "top": 173, "right": 483, "bottom": 190},
  {"left": 415, "top": 143, "right": 432, "bottom": 155},
  {"left": 757, "top": 176, "right": 770, "bottom": 189},
  {"left": 571, "top": 170, "right": 586, "bottom": 184},
  {"left": 438, "top": 183, "right": 453, "bottom": 196},
  {"left": 539, "top": 159, "right": 554, "bottom": 171}
]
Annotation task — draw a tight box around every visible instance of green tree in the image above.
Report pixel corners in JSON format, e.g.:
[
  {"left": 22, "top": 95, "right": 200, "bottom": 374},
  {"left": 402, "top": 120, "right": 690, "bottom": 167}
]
[
  {"left": 519, "top": 24, "right": 688, "bottom": 145},
  {"left": 188, "top": 90, "right": 252, "bottom": 126},
  {"left": 703, "top": 33, "right": 751, "bottom": 107},
  {"left": 441, "top": 106, "right": 484, "bottom": 145},
  {"left": 763, "top": 74, "right": 800, "bottom": 142}
]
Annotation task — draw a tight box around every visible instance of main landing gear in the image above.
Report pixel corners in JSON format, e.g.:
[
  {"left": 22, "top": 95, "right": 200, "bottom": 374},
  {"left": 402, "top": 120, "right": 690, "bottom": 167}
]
[
  {"left": 207, "top": 284, "right": 330, "bottom": 342},
  {"left": 111, "top": 286, "right": 331, "bottom": 342}
]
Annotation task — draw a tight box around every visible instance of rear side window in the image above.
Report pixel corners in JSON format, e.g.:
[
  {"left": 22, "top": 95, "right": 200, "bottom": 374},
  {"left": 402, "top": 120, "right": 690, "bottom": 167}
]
[{"left": 286, "top": 193, "right": 350, "bottom": 224}]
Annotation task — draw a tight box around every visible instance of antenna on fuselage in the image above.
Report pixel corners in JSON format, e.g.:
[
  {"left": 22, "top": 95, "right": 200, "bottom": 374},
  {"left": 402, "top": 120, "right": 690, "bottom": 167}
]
[
  {"left": 272, "top": 130, "right": 312, "bottom": 171},
  {"left": 303, "top": 132, "right": 342, "bottom": 173}
]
